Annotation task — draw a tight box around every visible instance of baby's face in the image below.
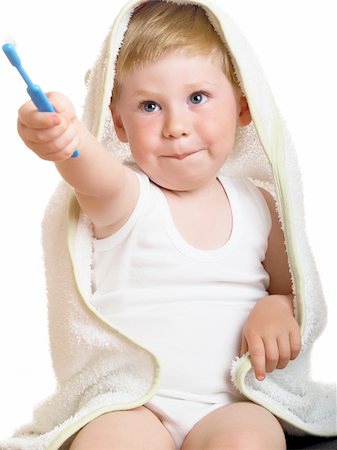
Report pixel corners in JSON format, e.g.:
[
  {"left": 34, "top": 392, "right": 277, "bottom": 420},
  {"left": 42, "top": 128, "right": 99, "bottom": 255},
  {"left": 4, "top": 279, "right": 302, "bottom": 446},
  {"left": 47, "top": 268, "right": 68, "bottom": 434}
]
[{"left": 112, "top": 51, "right": 249, "bottom": 191}]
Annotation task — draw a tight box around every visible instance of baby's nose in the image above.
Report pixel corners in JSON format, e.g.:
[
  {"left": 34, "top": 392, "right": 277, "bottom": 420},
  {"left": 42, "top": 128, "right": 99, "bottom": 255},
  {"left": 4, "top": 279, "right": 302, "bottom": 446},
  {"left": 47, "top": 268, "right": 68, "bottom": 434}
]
[{"left": 163, "top": 110, "right": 191, "bottom": 138}]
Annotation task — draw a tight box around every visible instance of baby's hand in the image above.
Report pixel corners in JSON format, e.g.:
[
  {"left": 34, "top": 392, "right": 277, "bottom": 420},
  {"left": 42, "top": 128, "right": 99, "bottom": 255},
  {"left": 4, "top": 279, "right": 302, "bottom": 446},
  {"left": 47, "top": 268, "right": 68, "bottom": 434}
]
[
  {"left": 240, "top": 294, "right": 301, "bottom": 381},
  {"left": 17, "top": 92, "right": 82, "bottom": 161}
]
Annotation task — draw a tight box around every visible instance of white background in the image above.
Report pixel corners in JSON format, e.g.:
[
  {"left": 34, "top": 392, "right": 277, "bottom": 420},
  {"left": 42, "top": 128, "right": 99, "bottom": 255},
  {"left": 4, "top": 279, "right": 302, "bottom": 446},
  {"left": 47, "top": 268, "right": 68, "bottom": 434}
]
[{"left": 0, "top": 0, "right": 336, "bottom": 440}]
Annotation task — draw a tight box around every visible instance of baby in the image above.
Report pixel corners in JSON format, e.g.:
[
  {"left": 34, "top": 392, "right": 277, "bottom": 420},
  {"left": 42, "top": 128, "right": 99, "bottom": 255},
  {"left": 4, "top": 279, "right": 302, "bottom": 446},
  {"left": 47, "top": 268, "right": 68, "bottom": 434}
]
[{"left": 17, "top": 2, "right": 301, "bottom": 449}]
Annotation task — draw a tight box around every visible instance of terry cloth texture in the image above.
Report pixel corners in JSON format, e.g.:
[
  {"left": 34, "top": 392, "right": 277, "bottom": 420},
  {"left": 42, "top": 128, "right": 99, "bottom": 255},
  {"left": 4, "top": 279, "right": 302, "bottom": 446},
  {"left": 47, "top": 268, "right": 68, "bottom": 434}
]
[{"left": 1, "top": 0, "right": 336, "bottom": 449}]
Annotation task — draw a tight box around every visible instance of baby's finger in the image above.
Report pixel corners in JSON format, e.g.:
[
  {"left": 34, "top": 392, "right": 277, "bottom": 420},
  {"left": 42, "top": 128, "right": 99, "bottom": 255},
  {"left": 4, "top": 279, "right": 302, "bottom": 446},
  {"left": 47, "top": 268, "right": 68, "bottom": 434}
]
[
  {"left": 43, "top": 137, "right": 80, "bottom": 162},
  {"left": 18, "top": 102, "right": 60, "bottom": 129},
  {"left": 248, "top": 336, "right": 266, "bottom": 381},
  {"left": 18, "top": 112, "right": 71, "bottom": 146},
  {"left": 290, "top": 329, "right": 302, "bottom": 360},
  {"left": 276, "top": 336, "right": 291, "bottom": 369},
  {"left": 44, "top": 122, "right": 80, "bottom": 160},
  {"left": 264, "top": 338, "right": 279, "bottom": 373},
  {"left": 239, "top": 335, "right": 248, "bottom": 357},
  {"left": 20, "top": 119, "right": 78, "bottom": 161}
]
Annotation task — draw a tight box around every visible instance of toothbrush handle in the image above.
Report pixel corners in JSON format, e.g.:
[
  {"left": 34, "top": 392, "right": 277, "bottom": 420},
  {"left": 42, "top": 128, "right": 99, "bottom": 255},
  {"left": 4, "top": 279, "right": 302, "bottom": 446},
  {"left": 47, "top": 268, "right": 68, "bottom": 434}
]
[
  {"left": 27, "top": 84, "right": 55, "bottom": 112},
  {"left": 27, "top": 84, "right": 79, "bottom": 158}
]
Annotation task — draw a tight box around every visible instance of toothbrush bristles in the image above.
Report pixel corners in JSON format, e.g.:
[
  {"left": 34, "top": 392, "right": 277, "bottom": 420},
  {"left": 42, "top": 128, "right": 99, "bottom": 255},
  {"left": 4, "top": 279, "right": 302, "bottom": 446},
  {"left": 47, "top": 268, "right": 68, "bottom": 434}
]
[{"left": 3, "top": 35, "right": 16, "bottom": 47}]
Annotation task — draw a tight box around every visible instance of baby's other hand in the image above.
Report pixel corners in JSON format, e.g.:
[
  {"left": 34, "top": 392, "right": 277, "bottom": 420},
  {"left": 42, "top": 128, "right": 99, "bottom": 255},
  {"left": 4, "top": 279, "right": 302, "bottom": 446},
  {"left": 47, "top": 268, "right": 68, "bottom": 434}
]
[
  {"left": 239, "top": 294, "right": 301, "bottom": 381},
  {"left": 17, "top": 92, "right": 82, "bottom": 161}
]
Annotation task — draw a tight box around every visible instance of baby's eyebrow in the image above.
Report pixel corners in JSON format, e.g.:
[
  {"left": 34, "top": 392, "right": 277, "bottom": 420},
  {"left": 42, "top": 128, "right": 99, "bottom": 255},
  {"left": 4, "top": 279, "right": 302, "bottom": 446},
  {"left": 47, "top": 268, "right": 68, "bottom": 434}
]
[
  {"left": 132, "top": 89, "right": 158, "bottom": 98},
  {"left": 132, "top": 82, "right": 217, "bottom": 98},
  {"left": 185, "top": 82, "right": 217, "bottom": 90}
]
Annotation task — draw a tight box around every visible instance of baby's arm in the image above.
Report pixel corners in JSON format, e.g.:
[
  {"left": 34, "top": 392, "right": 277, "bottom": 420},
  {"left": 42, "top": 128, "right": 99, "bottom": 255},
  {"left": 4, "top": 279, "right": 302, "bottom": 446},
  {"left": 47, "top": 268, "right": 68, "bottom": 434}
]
[
  {"left": 240, "top": 189, "right": 301, "bottom": 381},
  {"left": 17, "top": 92, "right": 138, "bottom": 238}
]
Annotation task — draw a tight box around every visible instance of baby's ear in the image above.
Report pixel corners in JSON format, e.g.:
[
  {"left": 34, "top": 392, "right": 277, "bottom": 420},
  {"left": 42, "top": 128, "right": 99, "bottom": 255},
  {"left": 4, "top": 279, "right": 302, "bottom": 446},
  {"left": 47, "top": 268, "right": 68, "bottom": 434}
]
[
  {"left": 238, "top": 95, "right": 252, "bottom": 127},
  {"left": 111, "top": 108, "right": 128, "bottom": 143}
]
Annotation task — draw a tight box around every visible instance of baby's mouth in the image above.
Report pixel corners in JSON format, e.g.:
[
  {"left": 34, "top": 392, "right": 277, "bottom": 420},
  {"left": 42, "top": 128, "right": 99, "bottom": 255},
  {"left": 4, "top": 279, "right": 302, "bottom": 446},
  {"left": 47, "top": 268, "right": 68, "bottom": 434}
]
[{"left": 168, "top": 149, "right": 203, "bottom": 160}]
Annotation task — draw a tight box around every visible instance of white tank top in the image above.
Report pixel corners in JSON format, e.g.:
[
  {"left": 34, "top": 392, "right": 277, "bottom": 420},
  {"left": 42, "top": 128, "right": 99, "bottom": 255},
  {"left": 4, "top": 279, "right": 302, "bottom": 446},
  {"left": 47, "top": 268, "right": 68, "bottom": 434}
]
[{"left": 91, "top": 170, "right": 271, "bottom": 403}]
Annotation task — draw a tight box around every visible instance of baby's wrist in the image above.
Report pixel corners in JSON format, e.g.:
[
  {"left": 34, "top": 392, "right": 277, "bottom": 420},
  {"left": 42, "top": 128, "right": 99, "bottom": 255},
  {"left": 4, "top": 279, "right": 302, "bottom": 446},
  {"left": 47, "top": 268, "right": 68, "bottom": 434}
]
[
  {"left": 269, "top": 294, "right": 294, "bottom": 316},
  {"left": 76, "top": 120, "right": 88, "bottom": 148}
]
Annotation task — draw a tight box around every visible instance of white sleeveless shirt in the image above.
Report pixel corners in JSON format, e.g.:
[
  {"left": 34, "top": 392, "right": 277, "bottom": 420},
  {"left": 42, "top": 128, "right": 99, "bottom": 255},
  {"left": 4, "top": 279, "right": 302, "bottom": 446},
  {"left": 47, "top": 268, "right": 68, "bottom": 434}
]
[{"left": 91, "top": 170, "right": 271, "bottom": 403}]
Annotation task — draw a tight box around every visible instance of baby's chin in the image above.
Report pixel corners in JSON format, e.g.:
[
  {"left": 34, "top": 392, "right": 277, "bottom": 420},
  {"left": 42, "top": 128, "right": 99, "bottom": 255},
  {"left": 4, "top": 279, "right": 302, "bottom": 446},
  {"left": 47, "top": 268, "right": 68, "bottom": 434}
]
[{"left": 148, "top": 173, "right": 219, "bottom": 194}]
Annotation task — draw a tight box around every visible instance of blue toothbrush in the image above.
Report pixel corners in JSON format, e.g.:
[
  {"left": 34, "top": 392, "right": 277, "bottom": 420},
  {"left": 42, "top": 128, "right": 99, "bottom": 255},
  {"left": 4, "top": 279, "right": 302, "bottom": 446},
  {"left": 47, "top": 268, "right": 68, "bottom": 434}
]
[{"left": 2, "top": 42, "right": 79, "bottom": 158}]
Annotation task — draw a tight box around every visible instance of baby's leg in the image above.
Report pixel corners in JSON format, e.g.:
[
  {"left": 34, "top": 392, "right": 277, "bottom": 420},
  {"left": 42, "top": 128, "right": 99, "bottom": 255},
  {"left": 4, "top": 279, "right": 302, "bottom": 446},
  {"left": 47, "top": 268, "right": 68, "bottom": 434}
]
[
  {"left": 69, "top": 406, "right": 176, "bottom": 450},
  {"left": 181, "top": 401, "right": 286, "bottom": 450}
]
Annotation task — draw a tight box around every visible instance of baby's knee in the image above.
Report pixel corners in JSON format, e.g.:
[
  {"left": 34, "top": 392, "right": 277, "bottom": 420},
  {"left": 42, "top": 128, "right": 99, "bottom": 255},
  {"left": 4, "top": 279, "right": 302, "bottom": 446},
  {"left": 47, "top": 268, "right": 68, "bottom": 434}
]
[
  {"left": 206, "top": 428, "right": 286, "bottom": 450},
  {"left": 68, "top": 407, "right": 176, "bottom": 450}
]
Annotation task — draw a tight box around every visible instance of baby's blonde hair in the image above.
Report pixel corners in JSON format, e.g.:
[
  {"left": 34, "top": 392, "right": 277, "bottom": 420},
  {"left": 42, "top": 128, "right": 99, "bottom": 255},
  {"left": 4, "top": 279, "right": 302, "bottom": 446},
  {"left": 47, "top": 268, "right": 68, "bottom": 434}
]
[{"left": 111, "top": 1, "right": 238, "bottom": 104}]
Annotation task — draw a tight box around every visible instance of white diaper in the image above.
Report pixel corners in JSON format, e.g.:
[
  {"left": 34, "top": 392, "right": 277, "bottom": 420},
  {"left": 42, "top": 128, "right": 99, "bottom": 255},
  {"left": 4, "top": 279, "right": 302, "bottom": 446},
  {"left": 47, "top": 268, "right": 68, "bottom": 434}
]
[{"left": 145, "top": 390, "right": 245, "bottom": 449}]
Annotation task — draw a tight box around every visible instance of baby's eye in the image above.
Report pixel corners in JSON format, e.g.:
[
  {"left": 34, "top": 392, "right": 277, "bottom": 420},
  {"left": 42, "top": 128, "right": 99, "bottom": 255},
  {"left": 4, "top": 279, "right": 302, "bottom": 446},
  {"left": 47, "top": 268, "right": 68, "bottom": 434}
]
[
  {"left": 141, "top": 101, "right": 159, "bottom": 113},
  {"left": 189, "top": 92, "right": 207, "bottom": 105}
]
